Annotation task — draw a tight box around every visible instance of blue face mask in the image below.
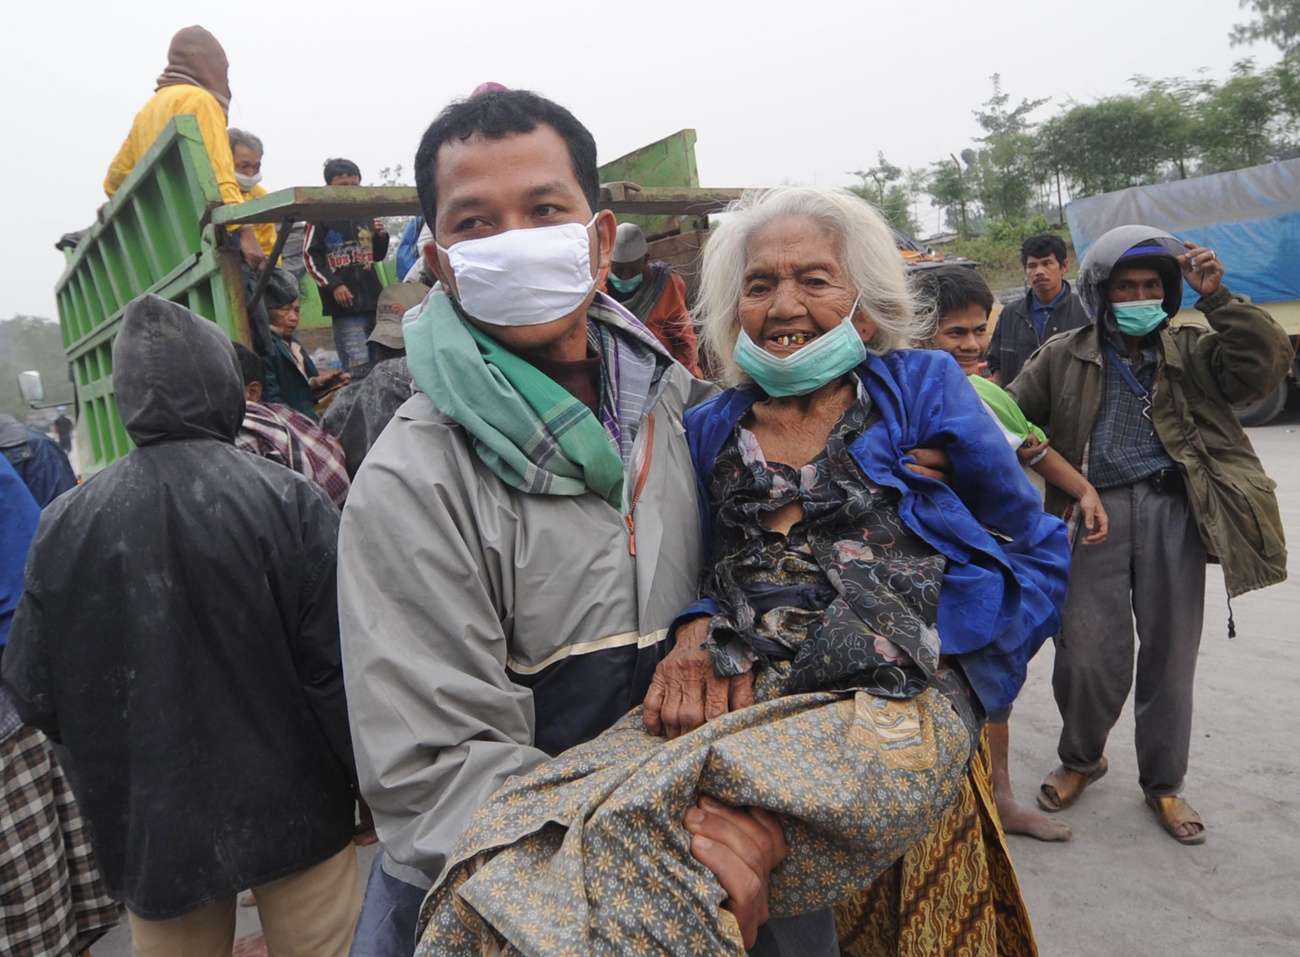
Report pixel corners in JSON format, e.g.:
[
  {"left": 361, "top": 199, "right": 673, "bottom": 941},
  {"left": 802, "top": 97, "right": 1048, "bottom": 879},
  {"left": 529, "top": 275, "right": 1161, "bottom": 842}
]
[
  {"left": 1112, "top": 299, "right": 1167, "bottom": 337},
  {"left": 608, "top": 272, "right": 643, "bottom": 294},
  {"left": 733, "top": 304, "right": 867, "bottom": 397}
]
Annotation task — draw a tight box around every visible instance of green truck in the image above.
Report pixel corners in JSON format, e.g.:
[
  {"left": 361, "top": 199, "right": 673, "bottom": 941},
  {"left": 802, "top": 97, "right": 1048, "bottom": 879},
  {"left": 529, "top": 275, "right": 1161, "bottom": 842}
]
[{"left": 50, "top": 118, "right": 740, "bottom": 475}]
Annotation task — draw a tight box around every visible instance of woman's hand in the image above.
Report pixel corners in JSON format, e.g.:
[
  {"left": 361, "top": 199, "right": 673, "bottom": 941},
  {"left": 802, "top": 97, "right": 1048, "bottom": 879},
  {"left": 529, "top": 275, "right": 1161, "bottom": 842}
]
[
  {"left": 643, "top": 617, "right": 754, "bottom": 738},
  {"left": 685, "top": 797, "right": 787, "bottom": 949},
  {"left": 1077, "top": 485, "right": 1108, "bottom": 546}
]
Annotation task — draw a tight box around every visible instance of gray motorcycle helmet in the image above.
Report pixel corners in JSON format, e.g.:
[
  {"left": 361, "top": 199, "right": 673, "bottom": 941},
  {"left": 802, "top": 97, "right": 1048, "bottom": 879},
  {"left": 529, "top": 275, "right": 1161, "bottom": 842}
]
[{"left": 1076, "top": 225, "right": 1185, "bottom": 324}]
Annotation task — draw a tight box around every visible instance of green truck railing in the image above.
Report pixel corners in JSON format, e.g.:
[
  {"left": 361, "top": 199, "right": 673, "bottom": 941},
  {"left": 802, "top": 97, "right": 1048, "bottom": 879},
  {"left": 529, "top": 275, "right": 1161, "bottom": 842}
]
[{"left": 57, "top": 117, "right": 740, "bottom": 474}]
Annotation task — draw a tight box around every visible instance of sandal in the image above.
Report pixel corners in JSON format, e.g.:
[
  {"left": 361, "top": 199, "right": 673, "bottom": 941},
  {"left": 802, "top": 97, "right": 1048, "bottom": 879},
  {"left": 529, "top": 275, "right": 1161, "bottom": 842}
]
[
  {"left": 1037, "top": 758, "right": 1108, "bottom": 812},
  {"left": 1145, "top": 794, "right": 1206, "bottom": 845}
]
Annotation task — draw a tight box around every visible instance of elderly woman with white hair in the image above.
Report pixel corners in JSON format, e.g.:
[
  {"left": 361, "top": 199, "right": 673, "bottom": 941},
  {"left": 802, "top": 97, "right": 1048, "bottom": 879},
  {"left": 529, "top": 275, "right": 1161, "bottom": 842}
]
[{"left": 414, "top": 188, "right": 1070, "bottom": 957}]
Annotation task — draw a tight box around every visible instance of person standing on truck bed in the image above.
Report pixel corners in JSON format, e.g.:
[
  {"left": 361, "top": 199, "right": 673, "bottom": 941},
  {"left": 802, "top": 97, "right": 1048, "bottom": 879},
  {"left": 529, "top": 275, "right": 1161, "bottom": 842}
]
[
  {"left": 2, "top": 295, "right": 369, "bottom": 957},
  {"left": 987, "top": 233, "right": 1089, "bottom": 387},
  {"left": 1007, "top": 226, "right": 1290, "bottom": 846},
  {"left": 103, "top": 25, "right": 266, "bottom": 273},
  {"left": 304, "top": 158, "right": 391, "bottom": 372}
]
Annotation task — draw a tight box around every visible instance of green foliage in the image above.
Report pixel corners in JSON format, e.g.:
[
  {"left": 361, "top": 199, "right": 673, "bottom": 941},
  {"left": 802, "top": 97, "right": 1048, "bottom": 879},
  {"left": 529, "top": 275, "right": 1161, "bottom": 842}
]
[
  {"left": 848, "top": 154, "right": 921, "bottom": 236},
  {"left": 984, "top": 215, "right": 1052, "bottom": 247},
  {"left": 908, "top": 60, "right": 1300, "bottom": 240},
  {"left": 1231, "top": 0, "right": 1300, "bottom": 57},
  {"left": 0, "top": 316, "right": 75, "bottom": 420}
]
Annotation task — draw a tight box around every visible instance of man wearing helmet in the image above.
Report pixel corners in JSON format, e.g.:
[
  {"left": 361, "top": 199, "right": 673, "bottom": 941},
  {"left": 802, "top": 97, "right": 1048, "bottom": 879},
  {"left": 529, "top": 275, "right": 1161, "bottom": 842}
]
[{"left": 1007, "top": 226, "right": 1290, "bottom": 845}]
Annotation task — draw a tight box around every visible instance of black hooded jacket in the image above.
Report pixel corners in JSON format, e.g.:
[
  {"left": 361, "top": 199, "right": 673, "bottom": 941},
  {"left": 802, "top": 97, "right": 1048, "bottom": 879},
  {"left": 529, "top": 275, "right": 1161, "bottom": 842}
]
[{"left": 1, "top": 295, "right": 357, "bottom": 919}]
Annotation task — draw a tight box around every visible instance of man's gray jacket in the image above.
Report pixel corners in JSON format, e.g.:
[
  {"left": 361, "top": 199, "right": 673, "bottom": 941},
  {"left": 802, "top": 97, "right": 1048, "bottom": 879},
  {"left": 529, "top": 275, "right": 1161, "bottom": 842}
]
[{"left": 339, "top": 362, "right": 714, "bottom": 884}]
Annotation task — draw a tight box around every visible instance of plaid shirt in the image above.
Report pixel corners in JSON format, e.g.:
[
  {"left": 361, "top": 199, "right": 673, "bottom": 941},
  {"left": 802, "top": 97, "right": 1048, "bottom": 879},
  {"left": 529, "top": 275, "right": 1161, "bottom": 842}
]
[
  {"left": 236, "top": 400, "right": 351, "bottom": 508},
  {"left": 1086, "top": 345, "right": 1177, "bottom": 490}
]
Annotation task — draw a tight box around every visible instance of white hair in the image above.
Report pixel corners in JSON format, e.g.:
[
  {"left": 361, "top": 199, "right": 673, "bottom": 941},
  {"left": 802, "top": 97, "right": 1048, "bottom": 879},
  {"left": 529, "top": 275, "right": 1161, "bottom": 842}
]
[
  {"left": 227, "top": 128, "right": 264, "bottom": 156},
  {"left": 697, "top": 186, "right": 923, "bottom": 386}
]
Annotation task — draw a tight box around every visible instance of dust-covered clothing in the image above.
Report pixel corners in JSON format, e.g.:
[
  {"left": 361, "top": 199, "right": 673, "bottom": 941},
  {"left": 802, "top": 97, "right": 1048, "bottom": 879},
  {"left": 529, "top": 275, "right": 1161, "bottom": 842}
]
[
  {"left": 2, "top": 296, "right": 358, "bottom": 921},
  {"left": 320, "top": 357, "right": 412, "bottom": 478}
]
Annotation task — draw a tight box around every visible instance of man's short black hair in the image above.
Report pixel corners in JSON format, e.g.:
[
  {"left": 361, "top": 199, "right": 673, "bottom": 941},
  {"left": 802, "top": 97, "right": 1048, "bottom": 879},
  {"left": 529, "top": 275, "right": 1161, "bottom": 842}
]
[
  {"left": 414, "top": 89, "right": 600, "bottom": 230},
  {"left": 1020, "top": 233, "right": 1068, "bottom": 267},
  {"left": 323, "top": 157, "right": 361, "bottom": 184},
  {"left": 232, "top": 341, "right": 264, "bottom": 388},
  {"left": 914, "top": 265, "right": 995, "bottom": 321}
]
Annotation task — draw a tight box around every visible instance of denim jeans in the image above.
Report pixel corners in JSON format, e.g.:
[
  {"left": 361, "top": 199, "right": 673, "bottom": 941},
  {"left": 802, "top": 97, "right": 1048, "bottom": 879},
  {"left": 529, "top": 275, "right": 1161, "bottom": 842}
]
[
  {"left": 332, "top": 313, "right": 372, "bottom": 372},
  {"left": 348, "top": 853, "right": 426, "bottom": 957}
]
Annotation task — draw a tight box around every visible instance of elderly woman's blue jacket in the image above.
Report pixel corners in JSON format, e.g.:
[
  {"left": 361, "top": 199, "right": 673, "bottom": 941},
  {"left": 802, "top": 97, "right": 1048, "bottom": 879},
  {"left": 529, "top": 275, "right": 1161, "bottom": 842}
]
[{"left": 682, "top": 348, "right": 1071, "bottom": 717}]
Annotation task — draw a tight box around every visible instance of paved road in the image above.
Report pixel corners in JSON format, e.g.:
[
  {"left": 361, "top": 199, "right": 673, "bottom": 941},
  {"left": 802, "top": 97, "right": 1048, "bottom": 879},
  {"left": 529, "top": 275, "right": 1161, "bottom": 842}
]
[
  {"left": 91, "top": 413, "right": 1300, "bottom": 956},
  {"left": 1008, "top": 409, "right": 1300, "bottom": 956}
]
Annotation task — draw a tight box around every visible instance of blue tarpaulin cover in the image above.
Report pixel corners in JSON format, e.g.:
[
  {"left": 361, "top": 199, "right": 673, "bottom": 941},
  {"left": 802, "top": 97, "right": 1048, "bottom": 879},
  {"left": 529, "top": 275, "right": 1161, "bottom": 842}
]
[{"left": 1065, "top": 159, "right": 1300, "bottom": 305}]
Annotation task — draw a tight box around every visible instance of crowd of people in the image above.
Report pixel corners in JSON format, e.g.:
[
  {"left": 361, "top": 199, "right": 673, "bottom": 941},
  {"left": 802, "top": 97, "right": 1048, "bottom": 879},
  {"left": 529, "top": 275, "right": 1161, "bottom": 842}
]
[{"left": 0, "top": 23, "right": 1293, "bottom": 957}]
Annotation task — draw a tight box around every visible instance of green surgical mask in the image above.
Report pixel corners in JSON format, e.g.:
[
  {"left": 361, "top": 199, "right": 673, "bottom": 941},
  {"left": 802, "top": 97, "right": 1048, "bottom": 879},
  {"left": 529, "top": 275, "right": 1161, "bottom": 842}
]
[
  {"left": 1112, "top": 299, "right": 1167, "bottom": 336},
  {"left": 733, "top": 300, "right": 866, "bottom": 397},
  {"left": 609, "top": 272, "right": 643, "bottom": 294}
]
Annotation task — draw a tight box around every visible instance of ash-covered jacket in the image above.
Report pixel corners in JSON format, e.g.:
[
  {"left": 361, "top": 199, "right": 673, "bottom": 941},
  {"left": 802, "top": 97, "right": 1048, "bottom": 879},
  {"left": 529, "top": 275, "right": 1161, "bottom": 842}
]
[
  {"left": 682, "top": 350, "right": 1072, "bottom": 718},
  {"left": 1008, "top": 285, "right": 1289, "bottom": 598},
  {"left": 339, "top": 351, "right": 713, "bottom": 884},
  {"left": 1, "top": 296, "right": 357, "bottom": 920}
]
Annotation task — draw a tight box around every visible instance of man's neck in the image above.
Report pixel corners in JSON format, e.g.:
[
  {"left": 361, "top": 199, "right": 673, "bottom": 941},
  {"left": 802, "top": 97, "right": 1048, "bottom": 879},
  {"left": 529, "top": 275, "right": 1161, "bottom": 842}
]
[
  {"left": 1034, "top": 281, "right": 1064, "bottom": 306},
  {"left": 1119, "top": 332, "right": 1145, "bottom": 365}
]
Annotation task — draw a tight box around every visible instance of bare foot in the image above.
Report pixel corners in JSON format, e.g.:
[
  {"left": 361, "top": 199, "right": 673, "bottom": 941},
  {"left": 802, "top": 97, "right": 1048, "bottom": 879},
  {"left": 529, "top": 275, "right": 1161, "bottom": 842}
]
[
  {"left": 996, "top": 791, "right": 1073, "bottom": 841},
  {"left": 233, "top": 932, "right": 268, "bottom": 957}
]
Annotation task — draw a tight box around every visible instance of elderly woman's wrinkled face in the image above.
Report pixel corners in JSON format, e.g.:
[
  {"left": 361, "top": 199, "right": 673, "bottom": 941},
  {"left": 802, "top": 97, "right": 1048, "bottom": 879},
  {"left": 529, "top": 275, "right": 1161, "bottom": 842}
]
[{"left": 739, "top": 217, "right": 877, "bottom": 359}]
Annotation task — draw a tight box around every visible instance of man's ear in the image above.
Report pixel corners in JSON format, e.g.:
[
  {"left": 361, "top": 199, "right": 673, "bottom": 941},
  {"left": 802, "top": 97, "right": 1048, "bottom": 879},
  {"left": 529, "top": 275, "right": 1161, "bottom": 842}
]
[
  {"left": 593, "top": 209, "right": 617, "bottom": 284},
  {"left": 1060, "top": 258, "right": 1069, "bottom": 272},
  {"left": 424, "top": 240, "right": 452, "bottom": 292}
]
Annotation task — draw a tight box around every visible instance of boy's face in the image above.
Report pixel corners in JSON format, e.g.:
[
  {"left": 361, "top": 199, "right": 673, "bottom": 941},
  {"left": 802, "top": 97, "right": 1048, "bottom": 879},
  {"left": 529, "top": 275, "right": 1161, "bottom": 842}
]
[
  {"left": 424, "top": 124, "right": 616, "bottom": 359},
  {"left": 929, "top": 303, "right": 990, "bottom": 375},
  {"left": 329, "top": 174, "right": 361, "bottom": 187}
]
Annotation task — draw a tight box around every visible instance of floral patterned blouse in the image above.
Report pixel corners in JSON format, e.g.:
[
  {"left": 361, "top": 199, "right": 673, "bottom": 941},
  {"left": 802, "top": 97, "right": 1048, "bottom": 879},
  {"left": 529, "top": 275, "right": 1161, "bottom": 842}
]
[{"left": 700, "top": 382, "right": 949, "bottom": 701}]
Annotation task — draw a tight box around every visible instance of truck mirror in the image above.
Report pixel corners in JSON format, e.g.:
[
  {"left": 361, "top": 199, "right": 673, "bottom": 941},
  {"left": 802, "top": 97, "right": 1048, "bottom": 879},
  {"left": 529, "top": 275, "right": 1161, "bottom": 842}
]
[{"left": 18, "top": 370, "right": 45, "bottom": 406}]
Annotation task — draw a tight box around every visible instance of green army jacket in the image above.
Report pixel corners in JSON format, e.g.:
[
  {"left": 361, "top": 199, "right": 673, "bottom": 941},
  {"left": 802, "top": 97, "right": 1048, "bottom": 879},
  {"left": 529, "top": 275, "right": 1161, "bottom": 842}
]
[{"left": 1008, "top": 286, "right": 1290, "bottom": 598}]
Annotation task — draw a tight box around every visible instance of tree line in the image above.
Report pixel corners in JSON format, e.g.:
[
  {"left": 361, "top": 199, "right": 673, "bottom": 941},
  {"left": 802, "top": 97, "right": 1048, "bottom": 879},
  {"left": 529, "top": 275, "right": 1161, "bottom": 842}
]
[{"left": 851, "top": 56, "right": 1300, "bottom": 239}]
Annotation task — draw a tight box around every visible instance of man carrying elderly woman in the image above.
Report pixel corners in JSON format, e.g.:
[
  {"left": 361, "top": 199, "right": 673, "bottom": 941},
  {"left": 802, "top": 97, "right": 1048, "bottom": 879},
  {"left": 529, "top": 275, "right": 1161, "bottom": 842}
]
[{"left": 341, "top": 87, "right": 1066, "bottom": 957}]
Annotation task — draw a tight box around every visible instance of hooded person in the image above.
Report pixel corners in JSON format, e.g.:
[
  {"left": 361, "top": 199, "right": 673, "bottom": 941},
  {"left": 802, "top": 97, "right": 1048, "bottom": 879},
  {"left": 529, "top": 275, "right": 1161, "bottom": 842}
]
[
  {"left": 1, "top": 295, "right": 365, "bottom": 955},
  {"left": 103, "top": 26, "right": 265, "bottom": 271},
  {"left": 1007, "top": 225, "right": 1290, "bottom": 846}
]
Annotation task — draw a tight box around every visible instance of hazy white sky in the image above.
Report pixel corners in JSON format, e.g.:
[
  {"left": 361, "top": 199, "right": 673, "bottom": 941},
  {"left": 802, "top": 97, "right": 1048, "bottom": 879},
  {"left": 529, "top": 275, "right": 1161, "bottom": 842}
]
[{"left": 2, "top": 0, "right": 1279, "bottom": 319}]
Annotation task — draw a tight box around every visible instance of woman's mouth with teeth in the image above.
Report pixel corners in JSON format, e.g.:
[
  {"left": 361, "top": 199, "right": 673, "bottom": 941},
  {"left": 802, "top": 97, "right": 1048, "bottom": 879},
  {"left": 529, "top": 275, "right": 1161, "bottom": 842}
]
[{"left": 772, "top": 332, "right": 817, "bottom": 347}]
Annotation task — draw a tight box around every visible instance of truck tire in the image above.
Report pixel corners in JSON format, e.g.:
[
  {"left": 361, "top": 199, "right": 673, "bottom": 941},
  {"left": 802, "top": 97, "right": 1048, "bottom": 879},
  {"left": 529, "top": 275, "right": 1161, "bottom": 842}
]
[{"left": 1232, "top": 379, "right": 1288, "bottom": 427}]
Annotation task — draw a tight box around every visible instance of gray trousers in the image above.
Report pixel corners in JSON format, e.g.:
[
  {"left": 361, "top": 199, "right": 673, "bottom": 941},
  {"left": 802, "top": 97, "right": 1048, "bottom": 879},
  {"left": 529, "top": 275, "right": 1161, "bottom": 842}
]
[{"left": 1052, "top": 480, "right": 1207, "bottom": 797}]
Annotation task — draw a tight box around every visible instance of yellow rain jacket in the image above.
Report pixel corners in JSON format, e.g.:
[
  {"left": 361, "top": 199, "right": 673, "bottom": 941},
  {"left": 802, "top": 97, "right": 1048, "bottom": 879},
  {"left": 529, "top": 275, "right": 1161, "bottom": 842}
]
[
  {"left": 104, "top": 85, "right": 243, "bottom": 209},
  {"left": 241, "top": 183, "right": 277, "bottom": 257}
]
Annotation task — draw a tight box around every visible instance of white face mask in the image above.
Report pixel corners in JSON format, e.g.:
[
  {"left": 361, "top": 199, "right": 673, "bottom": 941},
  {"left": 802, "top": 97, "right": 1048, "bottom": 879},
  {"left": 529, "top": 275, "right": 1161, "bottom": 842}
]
[
  {"left": 437, "top": 216, "right": 597, "bottom": 327},
  {"left": 235, "top": 171, "right": 262, "bottom": 191}
]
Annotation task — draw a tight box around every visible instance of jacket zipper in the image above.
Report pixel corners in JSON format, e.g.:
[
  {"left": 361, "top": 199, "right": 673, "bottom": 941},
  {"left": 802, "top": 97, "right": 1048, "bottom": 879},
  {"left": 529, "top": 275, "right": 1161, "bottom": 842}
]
[{"left": 624, "top": 413, "right": 656, "bottom": 555}]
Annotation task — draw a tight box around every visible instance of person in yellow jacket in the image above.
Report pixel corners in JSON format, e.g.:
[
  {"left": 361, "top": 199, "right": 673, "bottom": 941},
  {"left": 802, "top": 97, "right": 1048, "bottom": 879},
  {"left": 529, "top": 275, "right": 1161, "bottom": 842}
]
[
  {"left": 103, "top": 25, "right": 265, "bottom": 271},
  {"left": 229, "top": 128, "right": 277, "bottom": 259}
]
